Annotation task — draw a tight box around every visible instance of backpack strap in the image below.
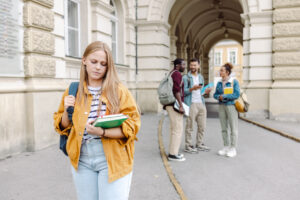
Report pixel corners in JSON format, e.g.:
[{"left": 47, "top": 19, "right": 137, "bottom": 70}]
[{"left": 67, "top": 82, "right": 79, "bottom": 122}]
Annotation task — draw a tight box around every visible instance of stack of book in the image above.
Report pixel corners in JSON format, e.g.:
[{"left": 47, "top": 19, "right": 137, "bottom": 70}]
[{"left": 93, "top": 114, "right": 128, "bottom": 129}]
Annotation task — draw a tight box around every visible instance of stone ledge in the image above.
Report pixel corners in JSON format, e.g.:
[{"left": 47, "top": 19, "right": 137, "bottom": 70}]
[
  {"left": 273, "top": 23, "right": 300, "bottom": 37},
  {"left": 24, "top": 1, "right": 54, "bottom": 31},
  {"left": 273, "top": 0, "right": 300, "bottom": 9},
  {"left": 24, "top": 28, "right": 54, "bottom": 54},
  {"left": 273, "top": 52, "right": 300, "bottom": 66},
  {"left": 273, "top": 37, "right": 300, "bottom": 51},
  {"left": 274, "top": 8, "right": 300, "bottom": 22},
  {"left": 24, "top": 0, "right": 54, "bottom": 8},
  {"left": 24, "top": 54, "right": 55, "bottom": 77},
  {"left": 273, "top": 67, "right": 300, "bottom": 80}
]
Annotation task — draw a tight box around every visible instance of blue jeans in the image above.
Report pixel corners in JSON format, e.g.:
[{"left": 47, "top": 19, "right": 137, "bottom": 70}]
[{"left": 71, "top": 139, "right": 132, "bottom": 200}]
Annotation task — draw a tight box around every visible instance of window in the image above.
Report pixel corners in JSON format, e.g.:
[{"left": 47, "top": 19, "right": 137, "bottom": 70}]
[
  {"left": 65, "top": 0, "right": 81, "bottom": 58},
  {"left": 110, "top": 0, "right": 117, "bottom": 62},
  {"left": 227, "top": 48, "right": 238, "bottom": 65},
  {"left": 214, "top": 51, "right": 222, "bottom": 66}
]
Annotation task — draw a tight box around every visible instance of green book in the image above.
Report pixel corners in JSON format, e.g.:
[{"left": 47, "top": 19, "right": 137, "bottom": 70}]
[{"left": 93, "top": 114, "right": 129, "bottom": 129}]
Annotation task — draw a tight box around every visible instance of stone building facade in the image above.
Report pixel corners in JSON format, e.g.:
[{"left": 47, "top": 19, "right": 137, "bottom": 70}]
[{"left": 0, "top": 0, "right": 299, "bottom": 158}]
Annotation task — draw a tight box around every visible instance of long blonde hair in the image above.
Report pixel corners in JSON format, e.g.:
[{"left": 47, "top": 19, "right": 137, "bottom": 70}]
[{"left": 78, "top": 41, "right": 120, "bottom": 114}]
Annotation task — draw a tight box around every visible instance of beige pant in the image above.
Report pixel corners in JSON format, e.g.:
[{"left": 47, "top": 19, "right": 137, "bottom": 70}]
[
  {"left": 166, "top": 106, "right": 184, "bottom": 156},
  {"left": 185, "top": 103, "right": 207, "bottom": 148}
]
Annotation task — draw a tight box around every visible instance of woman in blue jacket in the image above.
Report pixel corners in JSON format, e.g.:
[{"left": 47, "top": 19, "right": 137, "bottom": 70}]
[{"left": 213, "top": 63, "right": 240, "bottom": 157}]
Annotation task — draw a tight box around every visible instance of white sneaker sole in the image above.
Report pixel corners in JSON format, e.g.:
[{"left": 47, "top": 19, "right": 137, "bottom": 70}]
[{"left": 168, "top": 157, "right": 186, "bottom": 161}]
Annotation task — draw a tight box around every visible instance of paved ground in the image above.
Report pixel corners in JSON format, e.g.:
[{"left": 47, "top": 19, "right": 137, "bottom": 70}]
[
  {"left": 162, "top": 114, "right": 300, "bottom": 200},
  {"left": 0, "top": 113, "right": 178, "bottom": 200},
  {"left": 245, "top": 117, "right": 300, "bottom": 139},
  {"left": 0, "top": 113, "right": 299, "bottom": 200}
]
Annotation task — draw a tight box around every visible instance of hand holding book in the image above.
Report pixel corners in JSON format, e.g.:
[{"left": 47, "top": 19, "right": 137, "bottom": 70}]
[{"left": 92, "top": 114, "right": 129, "bottom": 129}]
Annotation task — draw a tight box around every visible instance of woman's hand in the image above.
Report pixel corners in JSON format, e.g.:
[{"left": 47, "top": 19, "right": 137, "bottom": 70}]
[
  {"left": 85, "top": 120, "right": 104, "bottom": 137},
  {"left": 219, "top": 95, "right": 223, "bottom": 101},
  {"left": 205, "top": 88, "right": 212, "bottom": 94},
  {"left": 64, "top": 95, "right": 76, "bottom": 110},
  {"left": 61, "top": 95, "right": 76, "bottom": 128}
]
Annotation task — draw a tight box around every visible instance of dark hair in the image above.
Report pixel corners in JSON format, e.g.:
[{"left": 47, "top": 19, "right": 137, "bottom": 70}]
[
  {"left": 173, "top": 58, "right": 184, "bottom": 68},
  {"left": 223, "top": 62, "right": 233, "bottom": 75},
  {"left": 190, "top": 58, "right": 200, "bottom": 64}
]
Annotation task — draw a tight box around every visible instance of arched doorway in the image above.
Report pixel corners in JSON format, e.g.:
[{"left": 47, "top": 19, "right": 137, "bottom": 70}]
[{"left": 168, "top": 0, "right": 244, "bottom": 85}]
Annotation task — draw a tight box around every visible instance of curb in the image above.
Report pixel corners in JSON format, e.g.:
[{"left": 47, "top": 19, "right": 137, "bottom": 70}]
[
  {"left": 239, "top": 116, "right": 300, "bottom": 143},
  {"left": 158, "top": 116, "right": 188, "bottom": 200}
]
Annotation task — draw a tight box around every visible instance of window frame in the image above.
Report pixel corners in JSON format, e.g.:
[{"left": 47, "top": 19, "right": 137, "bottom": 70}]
[
  {"left": 227, "top": 48, "right": 238, "bottom": 65},
  {"left": 64, "top": 0, "right": 81, "bottom": 58},
  {"left": 110, "top": 0, "right": 118, "bottom": 62},
  {"left": 214, "top": 49, "right": 223, "bottom": 66}
]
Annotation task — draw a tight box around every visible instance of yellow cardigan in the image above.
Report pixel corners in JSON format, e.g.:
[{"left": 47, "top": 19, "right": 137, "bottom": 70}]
[{"left": 53, "top": 83, "right": 141, "bottom": 182}]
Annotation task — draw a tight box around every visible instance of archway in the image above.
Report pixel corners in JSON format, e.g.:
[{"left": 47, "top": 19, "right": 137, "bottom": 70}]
[{"left": 168, "top": 0, "right": 244, "bottom": 84}]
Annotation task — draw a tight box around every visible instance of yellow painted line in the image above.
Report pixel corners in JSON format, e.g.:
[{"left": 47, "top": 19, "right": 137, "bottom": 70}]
[
  {"left": 240, "top": 116, "right": 300, "bottom": 143},
  {"left": 158, "top": 116, "right": 188, "bottom": 200}
]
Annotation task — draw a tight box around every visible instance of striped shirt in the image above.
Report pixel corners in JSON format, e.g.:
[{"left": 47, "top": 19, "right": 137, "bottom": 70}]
[{"left": 83, "top": 86, "right": 106, "bottom": 141}]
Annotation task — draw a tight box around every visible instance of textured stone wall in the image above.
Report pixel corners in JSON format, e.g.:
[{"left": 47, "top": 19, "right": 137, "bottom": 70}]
[
  {"left": 271, "top": 0, "right": 300, "bottom": 121},
  {"left": 23, "top": 0, "right": 55, "bottom": 77},
  {"left": 23, "top": 0, "right": 57, "bottom": 152},
  {"left": 273, "top": 2, "right": 300, "bottom": 80}
]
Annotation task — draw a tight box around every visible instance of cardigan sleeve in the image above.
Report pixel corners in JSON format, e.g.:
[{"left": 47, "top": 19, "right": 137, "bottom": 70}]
[{"left": 118, "top": 85, "right": 141, "bottom": 146}]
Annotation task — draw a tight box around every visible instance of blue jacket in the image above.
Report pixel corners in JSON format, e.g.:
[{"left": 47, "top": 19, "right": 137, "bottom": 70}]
[
  {"left": 213, "top": 78, "right": 240, "bottom": 105},
  {"left": 182, "top": 72, "right": 205, "bottom": 106}
]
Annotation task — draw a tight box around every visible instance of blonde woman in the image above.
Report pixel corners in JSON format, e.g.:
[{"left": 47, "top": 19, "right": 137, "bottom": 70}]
[
  {"left": 213, "top": 63, "right": 240, "bottom": 157},
  {"left": 54, "top": 41, "right": 141, "bottom": 200}
]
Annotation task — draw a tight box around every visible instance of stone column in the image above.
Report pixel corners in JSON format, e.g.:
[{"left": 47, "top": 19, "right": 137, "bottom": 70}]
[
  {"left": 241, "top": 14, "right": 250, "bottom": 88},
  {"left": 244, "top": 11, "right": 273, "bottom": 118},
  {"left": 23, "top": 0, "right": 56, "bottom": 151},
  {"left": 23, "top": 0, "right": 55, "bottom": 77},
  {"left": 90, "top": 0, "right": 114, "bottom": 47},
  {"left": 170, "top": 35, "right": 178, "bottom": 64},
  {"left": 271, "top": 0, "right": 300, "bottom": 121},
  {"left": 176, "top": 42, "right": 186, "bottom": 59},
  {"left": 202, "top": 56, "right": 209, "bottom": 84},
  {"left": 136, "top": 21, "right": 171, "bottom": 112}
]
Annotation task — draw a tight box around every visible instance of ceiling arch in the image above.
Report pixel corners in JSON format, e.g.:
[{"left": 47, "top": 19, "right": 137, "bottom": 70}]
[
  {"left": 183, "top": 8, "right": 242, "bottom": 39},
  {"left": 196, "top": 28, "right": 242, "bottom": 54},
  {"left": 201, "top": 29, "right": 243, "bottom": 52},
  {"left": 168, "top": 0, "right": 244, "bottom": 59},
  {"left": 185, "top": 20, "right": 243, "bottom": 42}
]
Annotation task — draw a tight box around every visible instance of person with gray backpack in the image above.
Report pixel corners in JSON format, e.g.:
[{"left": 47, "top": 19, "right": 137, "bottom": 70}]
[{"left": 158, "top": 58, "right": 186, "bottom": 161}]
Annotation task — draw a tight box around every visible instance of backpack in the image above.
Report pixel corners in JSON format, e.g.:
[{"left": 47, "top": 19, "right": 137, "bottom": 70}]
[
  {"left": 228, "top": 78, "right": 250, "bottom": 113},
  {"left": 235, "top": 91, "right": 250, "bottom": 113},
  {"left": 157, "top": 70, "right": 177, "bottom": 105},
  {"left": 59, "top": 82, "right": 79, "bottom": 156}
]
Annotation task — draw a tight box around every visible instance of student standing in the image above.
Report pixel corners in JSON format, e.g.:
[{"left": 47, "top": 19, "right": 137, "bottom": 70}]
[
  {"left": 213, "top": 63, "right": 240, "bottom": 157},
  {"left": 165, "top": 58, "right": 186, "bottom": 161},
  {"left": 183, "top": 58, "right": 211, "bottom": 153},
  {"left": 54, "top": 41, "right": 141, "bottom": 200}
]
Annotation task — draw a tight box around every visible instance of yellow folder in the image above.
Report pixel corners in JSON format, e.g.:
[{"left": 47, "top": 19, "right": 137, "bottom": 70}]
[{"left": 224, "top": 87, "right": 233, "bottom": 94}]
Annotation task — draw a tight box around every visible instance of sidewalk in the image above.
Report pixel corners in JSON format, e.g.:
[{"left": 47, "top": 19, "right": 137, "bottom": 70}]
[
  {"left": 0, "top": 113, "right": 299, "bottom": 200},
  {"left": 161, "top": 113, "right": 300, "bottom": 200},
  {"left": 241, "top": 116, "right": 300, "bottom": 139},
  {"left": 0, "top": 113, "right": 179, "bottom": 200}
]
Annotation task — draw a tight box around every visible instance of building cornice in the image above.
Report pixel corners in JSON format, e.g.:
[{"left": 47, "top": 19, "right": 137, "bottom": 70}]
[{"left": 91, "top": 0, "right": 114, "bottom": 13}]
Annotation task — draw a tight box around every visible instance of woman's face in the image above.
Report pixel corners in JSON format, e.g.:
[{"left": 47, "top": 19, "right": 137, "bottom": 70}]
[
  {"left": 219, "top": 66, "right": 229, "bottom": 78},
  {"left": 83, "top": 50, "right": 108, "bottom": 83}
]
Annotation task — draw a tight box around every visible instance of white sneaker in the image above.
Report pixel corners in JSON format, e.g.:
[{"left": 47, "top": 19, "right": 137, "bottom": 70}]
[
  {"left": 226, "top": 148, "right": 237, "bottom": 157},
  {"left": 217, "top": 147, "right": 229, "bottom": 156}
]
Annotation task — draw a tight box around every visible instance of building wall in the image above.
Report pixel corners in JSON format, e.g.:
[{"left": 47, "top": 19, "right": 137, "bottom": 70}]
[
  {"left": 210, "top": 40, "right": 244, "bottom": 85},
  {"left": 271, "top": 0, "right": 300, "bottom": 121},
  {"left": 1, "top": 0, "right": 300, "bottom": 158}
]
